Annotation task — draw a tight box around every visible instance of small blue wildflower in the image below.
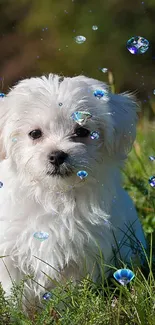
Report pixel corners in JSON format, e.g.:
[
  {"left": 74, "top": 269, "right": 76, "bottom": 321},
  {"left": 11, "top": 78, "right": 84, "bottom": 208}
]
[{"left": 113, "top": 268, "right": 135, "bottom": 286}]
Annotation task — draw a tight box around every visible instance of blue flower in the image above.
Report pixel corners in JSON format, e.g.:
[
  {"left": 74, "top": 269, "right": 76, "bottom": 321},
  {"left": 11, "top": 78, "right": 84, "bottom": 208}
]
[{"left": 113, "top": 268, "right": 135, "bottom": 286}]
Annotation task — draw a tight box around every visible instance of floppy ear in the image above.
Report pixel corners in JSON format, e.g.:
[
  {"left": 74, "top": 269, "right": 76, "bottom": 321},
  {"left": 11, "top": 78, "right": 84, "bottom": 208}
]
[
  {"left": 71, "top": 75, "right": 139, "bottom": 159},
  {"left": 108, "top": 92, "right": 140, "bottom": 159},
  {"left": 0, "top": 139, "right": 6, "bottom": 160},
  {"left": 0, "top": 96, "right": 9, "bottom": 160},
  {"left": 72, "top": 75, "right": 139, "bottom": 159}
]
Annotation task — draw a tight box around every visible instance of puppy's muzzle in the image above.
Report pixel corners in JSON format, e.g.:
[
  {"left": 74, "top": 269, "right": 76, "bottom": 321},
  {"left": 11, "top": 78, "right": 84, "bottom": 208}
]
[
  {"left": 49, "top": 151, "right": 68, "bottom": 166},
  {"left": 47, "top": 151, "right": 73, "bottom": 177}
]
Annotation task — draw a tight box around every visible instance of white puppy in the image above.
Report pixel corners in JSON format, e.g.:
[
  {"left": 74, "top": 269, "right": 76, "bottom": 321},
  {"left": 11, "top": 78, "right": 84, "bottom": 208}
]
[{"left": 0, "top": 74, "right": 146, "bottom": 304}]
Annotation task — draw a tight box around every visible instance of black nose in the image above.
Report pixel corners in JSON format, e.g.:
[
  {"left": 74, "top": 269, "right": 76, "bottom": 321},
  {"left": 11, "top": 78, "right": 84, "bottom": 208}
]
[{"left": 49, "top": 151, "right": 68, "bottom": 166}]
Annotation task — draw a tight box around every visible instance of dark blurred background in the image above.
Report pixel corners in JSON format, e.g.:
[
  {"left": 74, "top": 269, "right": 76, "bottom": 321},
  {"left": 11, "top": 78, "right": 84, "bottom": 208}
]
[{"left": 0, "top": 0, "right": 155, "bottom": 118}]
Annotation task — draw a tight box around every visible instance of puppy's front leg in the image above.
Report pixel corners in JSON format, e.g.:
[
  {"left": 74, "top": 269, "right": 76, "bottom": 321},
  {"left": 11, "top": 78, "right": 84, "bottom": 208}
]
[{"left": 0, "top": 257, "right": 20, "bottom": 297}]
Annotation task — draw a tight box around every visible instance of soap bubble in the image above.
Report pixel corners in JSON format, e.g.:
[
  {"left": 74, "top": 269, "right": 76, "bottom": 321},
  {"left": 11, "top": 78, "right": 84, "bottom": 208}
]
[{"left": 75, "top": 35, "right": 86, "bottom": 44}]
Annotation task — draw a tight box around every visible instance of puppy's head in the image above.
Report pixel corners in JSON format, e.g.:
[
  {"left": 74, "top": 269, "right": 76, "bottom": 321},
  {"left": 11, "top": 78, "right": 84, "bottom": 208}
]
[{"left": 0, "top": 74, "right": 139, "bottom": 189}]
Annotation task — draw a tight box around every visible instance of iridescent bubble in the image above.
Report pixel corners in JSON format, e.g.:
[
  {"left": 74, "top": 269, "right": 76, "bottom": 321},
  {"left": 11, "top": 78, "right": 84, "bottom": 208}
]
[
  {"left": 12, "top": 138, "right": 18, "bottom": 143},
  {"left": 149, "top": 156, "right": 155, "bottom": 161},
  {"left": 113, "top": 269, "right": 135, "bottom": 286},
  {"left": 0, "top": 93, "right": 5, "bottom": 98},
  {"left": 148, "top": 176, "right": 155, "bottom": 188},
  {"left": 127, "top": 36, "right": 149, "bottom": 54},
  {"left": 92, "top": 25, "right": 98, "bottom": 30},
  {"left": 101, "top": 68, "right": 108, "bottom": 73},
  {"left": 59, "top": 102, "right": 63, "bottom": 106},
  {"left": 90, "top": 131, "right": 100, "bottom": 140},
  {"left": 75, "top": 35, "right": 86, "bottom": 44},
  {"left": 33, "top": 231, "right": 49, "bottom": 241},
  {"left": 71, "top": 111, "right": 92, "bottom": 125},
  {"left": 0, "top": 181, "right": 3, "bottom": 188},
  {"left": 94, "top": 89, "right": 105, "bottom": 99},
  {"left": 77, "top": 170, "right": 88, "bottom": 179},
  {"left": 42, "top": 292, "right": 52, "bottom": 300}
]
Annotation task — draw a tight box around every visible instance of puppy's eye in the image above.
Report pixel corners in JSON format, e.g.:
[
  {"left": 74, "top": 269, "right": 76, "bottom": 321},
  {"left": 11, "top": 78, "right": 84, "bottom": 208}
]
[
  {"left": 29, "top": 129, "right": 42, "bottom": 139},
  {"left": 75, "top": 127, "right": 90, "bottom": 137}
]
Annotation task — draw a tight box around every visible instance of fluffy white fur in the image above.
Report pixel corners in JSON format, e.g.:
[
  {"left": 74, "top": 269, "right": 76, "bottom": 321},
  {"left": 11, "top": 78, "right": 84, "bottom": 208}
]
[{"left": 0, "top": 74, "right": 146, "bottom": 306}]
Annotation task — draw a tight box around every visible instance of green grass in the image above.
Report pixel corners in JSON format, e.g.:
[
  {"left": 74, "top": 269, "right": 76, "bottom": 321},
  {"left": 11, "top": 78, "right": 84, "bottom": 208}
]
[
  {"left": 1, "top": 120, "right": 155, "bottom": 325},
  {"left": 123, "top": 121, "right": 155, "bottom": 237}
]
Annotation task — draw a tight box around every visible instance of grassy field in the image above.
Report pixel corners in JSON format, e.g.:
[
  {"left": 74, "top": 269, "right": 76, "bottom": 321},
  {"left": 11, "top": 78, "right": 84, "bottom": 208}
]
[{"left": 0, "top": 121, "right": 155, "bottom": 325}]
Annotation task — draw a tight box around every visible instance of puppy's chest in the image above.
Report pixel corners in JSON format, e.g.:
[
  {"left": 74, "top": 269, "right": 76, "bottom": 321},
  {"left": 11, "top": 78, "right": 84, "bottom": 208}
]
[{"left": 10, "top": 210, "right": 94, "bottom": 269}]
